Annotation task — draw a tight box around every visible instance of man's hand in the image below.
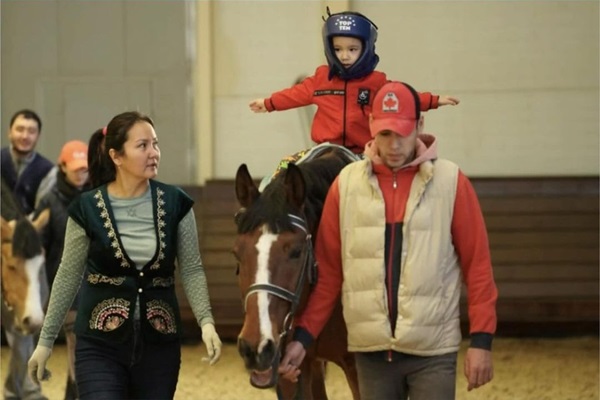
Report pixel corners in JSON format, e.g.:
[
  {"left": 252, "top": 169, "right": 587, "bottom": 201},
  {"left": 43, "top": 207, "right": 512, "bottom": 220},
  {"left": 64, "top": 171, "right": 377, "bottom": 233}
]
[
  {"left": 201, "top": 323, "right": 222, "bottom": 365},
  {"left": 28, "top": 345, "right": 53, "bottom": 385},
  {"left": 439, "top": 95, "right": 460, "bottom": 106},
  {"left": 278, "top": 341, "right": 305, "bottom": 383},
  {"left": 249, "top": 99, "right": 267, "bottom": 113},
  {"left": 464, "top": 347, "right": 493, "bottom": 391}
]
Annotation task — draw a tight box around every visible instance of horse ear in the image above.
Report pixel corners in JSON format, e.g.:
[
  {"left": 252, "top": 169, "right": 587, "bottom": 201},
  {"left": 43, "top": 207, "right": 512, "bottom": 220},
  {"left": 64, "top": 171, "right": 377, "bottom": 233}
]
[
  {"left": 235, "top": 164, "right": 259, "bottom": 208},
  {"left": 1, "top": 217, "right": 13, "bottom": 241},
  {"left": 31, "top": 208, "right": 50, "bottom": 232},
  {"left": 284, "top": 163, "right": 306, "bottom": 210}
]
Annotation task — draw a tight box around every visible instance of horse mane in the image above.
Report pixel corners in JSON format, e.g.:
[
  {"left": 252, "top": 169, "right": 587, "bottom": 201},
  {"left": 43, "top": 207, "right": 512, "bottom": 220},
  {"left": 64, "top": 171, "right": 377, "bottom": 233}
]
[
  {"left": 1, "top": 176, "right": 23, "bottom": 221},
  {"left": 1, "top": 176, "right": 43, "bottom": 257},
  {"left": 12, "top": 218, "right": 43, "bottom": 258},
  {"left": 237, "top": 148, "right": 353, "bottom": 235}
]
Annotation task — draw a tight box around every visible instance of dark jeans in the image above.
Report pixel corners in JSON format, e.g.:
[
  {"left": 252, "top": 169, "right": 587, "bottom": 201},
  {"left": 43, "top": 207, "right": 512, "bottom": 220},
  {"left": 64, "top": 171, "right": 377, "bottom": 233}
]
[
  {"left": 355, "top": 351, "right": 458, "bottom": 400},
  {"left": 75, "top": 326, "right": 181, "bottom": 400}
]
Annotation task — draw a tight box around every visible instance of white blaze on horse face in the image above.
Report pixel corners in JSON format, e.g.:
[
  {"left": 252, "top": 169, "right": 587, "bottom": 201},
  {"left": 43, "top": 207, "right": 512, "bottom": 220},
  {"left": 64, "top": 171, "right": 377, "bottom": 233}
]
[
  {"left": 255, "top": 224, "right": 278, "bottom": 351},
  {"left": 23, "top": 254, "right": 45, "bottom": 328}
]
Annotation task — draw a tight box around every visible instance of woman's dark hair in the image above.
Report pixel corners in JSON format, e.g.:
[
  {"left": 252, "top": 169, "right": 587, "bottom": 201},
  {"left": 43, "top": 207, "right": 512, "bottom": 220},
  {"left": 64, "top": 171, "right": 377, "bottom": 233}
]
[{"left": 88, "top": 111, "right": 154, "bottom": 188}]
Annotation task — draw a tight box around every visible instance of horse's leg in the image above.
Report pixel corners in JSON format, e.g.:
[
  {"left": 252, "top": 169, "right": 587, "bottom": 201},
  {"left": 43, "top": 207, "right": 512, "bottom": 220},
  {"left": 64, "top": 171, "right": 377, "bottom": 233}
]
[
  {"left": 308, "top": 359, "right": 327, "bottom": 400},
  {"left": 335, "top": 353, "right": 361, "bottom": 400},
  {"left": 1, "top": 322, "right": 41, "bottom": 398},
  {"left": 276, "top": 359, "right": 326, "bottom": 400},
  {"left": 277, "top": 379, "right": 300, "bottom": 400}
]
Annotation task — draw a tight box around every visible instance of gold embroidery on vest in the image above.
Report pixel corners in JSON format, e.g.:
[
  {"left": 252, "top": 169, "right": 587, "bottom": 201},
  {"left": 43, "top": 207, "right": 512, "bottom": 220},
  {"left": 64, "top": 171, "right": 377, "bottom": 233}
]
[
  {"left": 89, "top": 297, "right": 130, "bottom": 331},
  {"left": 94, "top": 190, "right": 131, "bottom": 268},
  {"left": 146, "top": 299, "right": 177, "bottom": 334},
  {"left": 152, "top": 277, "right": 174, "bottom": 287},
  {"left": 87, "top": 273, "right": 126, "bottom": 286},
  {"left": 149, "top": 188, "right": 166, "bottom": 270}
]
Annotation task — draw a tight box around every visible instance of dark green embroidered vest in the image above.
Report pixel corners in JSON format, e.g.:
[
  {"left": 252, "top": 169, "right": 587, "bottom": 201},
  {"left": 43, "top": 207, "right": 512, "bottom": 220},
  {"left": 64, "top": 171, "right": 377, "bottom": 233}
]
[{"left": 68, "top": 180, "right": 193, "bottom": 344}]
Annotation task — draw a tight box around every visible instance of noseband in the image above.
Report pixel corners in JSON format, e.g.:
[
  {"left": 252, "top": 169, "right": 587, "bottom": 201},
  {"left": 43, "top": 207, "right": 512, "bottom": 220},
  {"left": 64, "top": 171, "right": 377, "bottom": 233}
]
[{"left": 243, "top": 213, "right": 317, "bottom": 343}]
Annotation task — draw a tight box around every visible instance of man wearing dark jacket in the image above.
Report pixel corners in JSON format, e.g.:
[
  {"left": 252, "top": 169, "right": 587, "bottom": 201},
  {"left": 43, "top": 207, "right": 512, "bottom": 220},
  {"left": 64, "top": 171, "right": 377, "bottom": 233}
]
[
  {"left": 1, "top": 109, "right": 53, "bottom": 215},
  {"left": 1, "top": 109, "right": 52, "bottom": 400}
]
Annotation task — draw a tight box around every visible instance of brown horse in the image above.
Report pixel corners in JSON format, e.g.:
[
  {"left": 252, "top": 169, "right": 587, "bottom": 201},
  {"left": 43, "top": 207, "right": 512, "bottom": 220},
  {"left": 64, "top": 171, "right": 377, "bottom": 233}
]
[
  {"left": 233, "top": 147, "right": 361, "bottom": 400},
  {"left": 1, "top": 178, "right": 50, "bottom": 334}
]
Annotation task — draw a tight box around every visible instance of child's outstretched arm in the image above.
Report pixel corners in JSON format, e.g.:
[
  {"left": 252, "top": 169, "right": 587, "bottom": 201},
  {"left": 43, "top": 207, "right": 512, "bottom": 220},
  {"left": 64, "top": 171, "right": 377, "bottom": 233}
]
[
  {"left": 418, "top": 92, "right": 460, "bottom": 111},
  {"left": 249, "top": 98, "right": 267, "bottom": 113},
  {"left": 248, "top": 68, "right": 321, "bottom": 115},
  {"left": 439, "top": 95, "right": 460, "bottom": 106}
]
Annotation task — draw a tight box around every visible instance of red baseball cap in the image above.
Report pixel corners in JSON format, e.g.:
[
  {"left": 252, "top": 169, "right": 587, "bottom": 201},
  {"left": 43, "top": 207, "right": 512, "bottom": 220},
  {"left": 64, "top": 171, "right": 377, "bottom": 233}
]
[
  {"left": 59, "top": 140, "right": 88, "bottom": 171},
  {"left": 369, "top": 81, "right": 421, "bottom": 137}
]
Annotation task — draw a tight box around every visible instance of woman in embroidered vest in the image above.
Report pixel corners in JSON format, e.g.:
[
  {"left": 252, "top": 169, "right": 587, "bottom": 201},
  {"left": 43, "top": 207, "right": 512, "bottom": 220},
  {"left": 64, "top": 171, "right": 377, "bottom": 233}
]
[{"left": 28, "top": 111, "right": 222, "bottom": 399}]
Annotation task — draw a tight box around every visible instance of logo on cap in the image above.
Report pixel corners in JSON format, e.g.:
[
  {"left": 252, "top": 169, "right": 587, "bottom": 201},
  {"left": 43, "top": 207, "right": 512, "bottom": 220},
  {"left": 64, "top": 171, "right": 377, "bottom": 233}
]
[
  {"left": 334, "top": 15, "right": 357, "bottom": 31},
  {"left": 72, "top": 150, "right": 86, "bottom": 160},
  {"left": 382, "top": 92, "right": 399, "bottom": 112}
]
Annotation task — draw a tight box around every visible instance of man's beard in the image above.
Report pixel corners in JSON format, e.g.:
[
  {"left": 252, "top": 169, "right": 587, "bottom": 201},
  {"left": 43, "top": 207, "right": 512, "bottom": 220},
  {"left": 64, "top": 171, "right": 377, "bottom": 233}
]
[{"left": 12, "top": 145, "right": 33, "bottom": 157}]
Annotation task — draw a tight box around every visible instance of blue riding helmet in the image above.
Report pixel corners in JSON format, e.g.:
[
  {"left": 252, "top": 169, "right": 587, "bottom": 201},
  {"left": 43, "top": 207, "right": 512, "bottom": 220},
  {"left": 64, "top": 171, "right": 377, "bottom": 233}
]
[{"left": 322, "top": 9, "right": 379, "bottom": 80}]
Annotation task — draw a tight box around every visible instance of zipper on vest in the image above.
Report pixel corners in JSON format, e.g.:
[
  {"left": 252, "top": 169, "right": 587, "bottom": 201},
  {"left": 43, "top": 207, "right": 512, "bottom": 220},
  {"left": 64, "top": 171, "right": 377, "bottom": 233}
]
[
  {"left": 342, "top": 80, "right": 348, "bottom": 148},
  {"left": 393, "top": 172, "right": 397, "bottom": 189},
  {"left": 387, "top": 350, "right": 393, "bottom": 362}
]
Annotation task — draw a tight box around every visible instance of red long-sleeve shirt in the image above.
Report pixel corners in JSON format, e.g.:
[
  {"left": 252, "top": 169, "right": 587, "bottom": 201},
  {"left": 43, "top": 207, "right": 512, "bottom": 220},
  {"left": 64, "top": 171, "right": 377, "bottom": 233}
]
[{"left": 265, "top": 65, "right": 439, "bottom": 153}]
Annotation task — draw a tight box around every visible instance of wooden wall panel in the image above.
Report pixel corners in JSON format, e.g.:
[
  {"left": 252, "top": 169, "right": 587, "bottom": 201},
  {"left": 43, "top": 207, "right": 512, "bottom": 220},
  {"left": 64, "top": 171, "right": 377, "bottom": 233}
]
[{"left": 178, "top": 178, "right": 599, "bottom": 340}]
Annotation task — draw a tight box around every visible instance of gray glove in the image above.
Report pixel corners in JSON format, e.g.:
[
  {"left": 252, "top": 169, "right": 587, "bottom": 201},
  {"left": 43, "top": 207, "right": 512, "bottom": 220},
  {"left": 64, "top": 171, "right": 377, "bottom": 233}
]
[
  {"left": 28, "top": 345, "right": 53, "bottom": 384},
  {"left": 201, "top": 323, "right": 222, "bottom": 365}
]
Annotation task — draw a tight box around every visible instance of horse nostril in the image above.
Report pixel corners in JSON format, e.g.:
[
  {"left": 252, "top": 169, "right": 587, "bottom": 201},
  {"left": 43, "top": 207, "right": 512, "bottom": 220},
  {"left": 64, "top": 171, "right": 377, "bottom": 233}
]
[
  {"left": 22, "top": 317, "right": 30, "bottom": 329},
  {"left": 238, "top": 338, "right": 254, "bottom": 362},
  {"left": 262, "top": 339, "right": 275, "bottom": 356},
  {"left": 257, "top": 339, "right": 276, "bottom": 370}
]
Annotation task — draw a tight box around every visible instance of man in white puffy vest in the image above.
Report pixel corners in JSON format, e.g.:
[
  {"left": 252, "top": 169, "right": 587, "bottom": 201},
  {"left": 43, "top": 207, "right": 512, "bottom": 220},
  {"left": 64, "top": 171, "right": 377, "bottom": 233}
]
[{"left": 279, "top": 81, "right": 498, "bottom": 400}]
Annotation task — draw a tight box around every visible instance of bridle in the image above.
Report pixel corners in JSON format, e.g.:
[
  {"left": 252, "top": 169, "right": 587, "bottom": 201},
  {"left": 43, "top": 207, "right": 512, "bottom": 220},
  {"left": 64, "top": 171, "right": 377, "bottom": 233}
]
[{"left": 243, "top": 212, "right": 317, "bottom": 350}]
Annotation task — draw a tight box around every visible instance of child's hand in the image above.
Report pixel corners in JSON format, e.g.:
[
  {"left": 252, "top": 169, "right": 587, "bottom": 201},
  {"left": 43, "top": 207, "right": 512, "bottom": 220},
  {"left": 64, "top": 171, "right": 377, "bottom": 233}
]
[
  {"left": 249, "top": 99, "right": 267, "bottom": 113},
  {"left": 439, "top": 96, "right": 460, "bottom": 106}
]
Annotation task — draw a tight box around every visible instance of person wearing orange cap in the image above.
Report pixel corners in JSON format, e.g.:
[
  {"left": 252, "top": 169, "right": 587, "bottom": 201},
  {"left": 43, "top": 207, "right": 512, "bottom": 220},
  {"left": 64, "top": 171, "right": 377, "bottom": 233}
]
[
  {"left": 33, "top": 138, "right": 92, "bottom": 400},
  {"left": 278, "top": 81, "right": 497, "bottom": 399}
]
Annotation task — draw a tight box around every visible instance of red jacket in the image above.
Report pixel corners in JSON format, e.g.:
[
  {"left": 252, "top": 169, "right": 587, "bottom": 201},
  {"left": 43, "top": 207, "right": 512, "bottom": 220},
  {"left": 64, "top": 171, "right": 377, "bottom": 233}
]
[{"left": 265, "top": 65, "right": 439, "bottom": 153}]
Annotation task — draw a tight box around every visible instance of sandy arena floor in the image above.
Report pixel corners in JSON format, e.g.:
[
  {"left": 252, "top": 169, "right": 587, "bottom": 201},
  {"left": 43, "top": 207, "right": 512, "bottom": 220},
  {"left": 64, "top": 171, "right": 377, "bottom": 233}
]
[{"left": 1, "top": 336, "right": 598, "bottom": 400}]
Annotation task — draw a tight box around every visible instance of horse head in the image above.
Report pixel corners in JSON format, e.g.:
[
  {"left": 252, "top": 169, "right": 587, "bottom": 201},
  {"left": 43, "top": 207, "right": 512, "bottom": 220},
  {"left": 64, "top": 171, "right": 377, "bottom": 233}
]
[
  {"left": 1, "top": 209, "right": 50, "bottom": 334},
  {"left": 233, "top": 162, "right": 317, "bottom": 389}
]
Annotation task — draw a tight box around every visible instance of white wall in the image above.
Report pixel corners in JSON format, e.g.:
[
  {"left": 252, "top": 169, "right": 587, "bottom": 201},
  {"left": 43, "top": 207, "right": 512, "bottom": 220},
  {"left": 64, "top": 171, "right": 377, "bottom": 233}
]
[
  {"left": 356, "top": 1, "right": 599, "bottom": 177},
  {"left": 210, "top": 1, "right": 325, "bottom": 180},
  {"left": 2, "top": 1, "right": 598, "bottom": 183},
  {"left": 1, "top": 1, "right": 195, "bottom": 184},
  {"left": 211, "top": 0, "right": 599, "bottom": 178}
]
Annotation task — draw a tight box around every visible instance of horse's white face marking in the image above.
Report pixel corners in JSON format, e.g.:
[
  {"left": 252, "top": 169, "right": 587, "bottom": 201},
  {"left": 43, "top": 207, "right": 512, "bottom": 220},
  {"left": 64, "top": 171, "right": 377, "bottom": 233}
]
[
  {"left": 255, "top": 224, "right": 278, "bottom": 353},
  {"left": 22, "top": 254, "right": 45, "bottom": 328}
]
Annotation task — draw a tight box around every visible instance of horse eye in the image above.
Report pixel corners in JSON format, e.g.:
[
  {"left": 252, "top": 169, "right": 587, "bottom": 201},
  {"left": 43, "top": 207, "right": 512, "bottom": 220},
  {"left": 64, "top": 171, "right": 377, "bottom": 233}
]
[
  {"left": 234, "top": 208, "right": 246, "bottom": 226},
  {"left": 289, "top": 248, "right": 302, "bottom": 259},
  {"left": 235, "top": 263, "right": 240, "bottom": 276}
]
